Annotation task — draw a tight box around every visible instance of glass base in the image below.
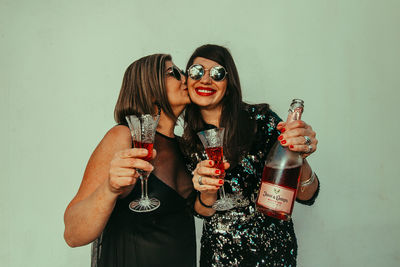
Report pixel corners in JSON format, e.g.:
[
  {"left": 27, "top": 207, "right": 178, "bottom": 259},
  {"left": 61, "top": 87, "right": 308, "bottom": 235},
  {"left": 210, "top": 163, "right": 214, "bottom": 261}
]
[
  {"left": 129, "top": 197, "right": 160, "bottom": 213},
  {"left": 212, "top": 197, "right": 236, "bottom": 211},
  {"left": 231, "top": 193, "right": 250, "bottom": 208}
]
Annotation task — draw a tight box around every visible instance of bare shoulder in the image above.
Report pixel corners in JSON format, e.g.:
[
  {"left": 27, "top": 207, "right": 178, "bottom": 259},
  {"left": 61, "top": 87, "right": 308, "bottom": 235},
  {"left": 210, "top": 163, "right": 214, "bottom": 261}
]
[
  {"left": 103, "top": 125, "right": 131, "bottom": 145},
  {"left": 94, "top": 125, "right": 131, "bottom": 153},
  {"left": 105, "top": 125, "right": 130, "bottom": 139}
]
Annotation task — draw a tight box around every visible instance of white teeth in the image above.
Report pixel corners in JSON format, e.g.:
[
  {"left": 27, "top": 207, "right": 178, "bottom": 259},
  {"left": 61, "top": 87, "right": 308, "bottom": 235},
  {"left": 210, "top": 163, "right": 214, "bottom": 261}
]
[{"left": 197, "top": 89, "right": 213, "bottom": 93}]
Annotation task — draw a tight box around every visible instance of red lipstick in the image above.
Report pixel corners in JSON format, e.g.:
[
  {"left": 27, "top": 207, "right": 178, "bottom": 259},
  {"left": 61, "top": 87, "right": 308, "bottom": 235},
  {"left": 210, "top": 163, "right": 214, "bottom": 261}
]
[{"left": 195, "top": 87, "right": 216, "bottom": 96}]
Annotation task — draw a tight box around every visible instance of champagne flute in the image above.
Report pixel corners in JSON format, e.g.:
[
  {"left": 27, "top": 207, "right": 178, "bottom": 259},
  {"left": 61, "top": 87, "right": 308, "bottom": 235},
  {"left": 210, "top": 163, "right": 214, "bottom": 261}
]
[
  {"left": 126, "top": 114, "right": 160, "bottom": 212},
  {"left": 197, "top": 128, "right": 236, "bottom": 211}
]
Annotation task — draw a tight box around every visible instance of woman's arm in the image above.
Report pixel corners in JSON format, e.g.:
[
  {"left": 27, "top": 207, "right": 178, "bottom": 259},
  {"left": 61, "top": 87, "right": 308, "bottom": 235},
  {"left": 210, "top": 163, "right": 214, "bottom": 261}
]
[
  {"left": 295, "top": 159, "right": 319, "bottom": 201},
  {"left": 63, "top": 125, "right": 154, "bottom": 247}
]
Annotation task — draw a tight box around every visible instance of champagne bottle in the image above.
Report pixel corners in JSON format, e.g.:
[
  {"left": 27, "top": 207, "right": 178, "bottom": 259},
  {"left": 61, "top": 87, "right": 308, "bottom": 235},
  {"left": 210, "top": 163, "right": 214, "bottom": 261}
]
[{"left": 256, "top": 99, "right": 304, "bottom": 220}]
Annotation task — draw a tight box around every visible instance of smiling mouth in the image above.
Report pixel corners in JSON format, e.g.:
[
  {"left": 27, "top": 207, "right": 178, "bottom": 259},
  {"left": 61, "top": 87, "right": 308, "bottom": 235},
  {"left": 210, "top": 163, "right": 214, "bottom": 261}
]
[{"left": 195, "top": 87, "right": 216, "bottom": 96}]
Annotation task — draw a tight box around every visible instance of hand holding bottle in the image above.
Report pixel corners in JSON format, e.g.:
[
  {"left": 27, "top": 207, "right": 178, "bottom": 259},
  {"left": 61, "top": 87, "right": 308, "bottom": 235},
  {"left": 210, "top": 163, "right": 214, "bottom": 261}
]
[
  {"left": 257, "top": 99, "right": 316, "bottom": 220},
  {"left": 276, "top": 120, "right": 318, "bottom": 158}
]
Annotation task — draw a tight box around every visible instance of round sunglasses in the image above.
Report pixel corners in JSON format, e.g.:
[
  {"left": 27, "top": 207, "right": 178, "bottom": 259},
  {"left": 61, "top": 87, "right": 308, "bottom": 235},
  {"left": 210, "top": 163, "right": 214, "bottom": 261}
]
[
  {"left": 166, "top": 66, "right": 185, "bottom": 81},
  {"left": 187, "top": 64, "right": 228, "bottom": 82}
]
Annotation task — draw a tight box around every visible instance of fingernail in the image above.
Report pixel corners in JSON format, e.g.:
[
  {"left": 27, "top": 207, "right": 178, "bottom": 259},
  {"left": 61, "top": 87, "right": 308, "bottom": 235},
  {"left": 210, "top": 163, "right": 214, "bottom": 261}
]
[
  {"left": 215, "top": 169, "right": 221, "bottom": 175},
  {"left": 219, "top": 180, "right": 223, "bottom": 184},
  {"left": 209, "top": 160, "right": 213, "bottom": 165},
  {"left": 278, "top": 135, "right": 283, "bottom": 141},
  {"left": 289, "top": 145, "right": 294, "bottom": 149},
  {"left": 281, "top": 128, "right": 286, "bottom": 133},
  {"left": 281, "top": 140, "right": 286, "bottom": 144}
]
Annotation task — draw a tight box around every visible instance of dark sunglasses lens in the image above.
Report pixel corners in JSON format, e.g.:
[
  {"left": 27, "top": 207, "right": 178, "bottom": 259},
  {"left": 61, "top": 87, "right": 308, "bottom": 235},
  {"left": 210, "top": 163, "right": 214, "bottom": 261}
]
[
  {"left": 172, "top": 67, "right": 182, "bottom": 81},
  {"left": 188, "top": 65, "right": 204, "bottom": 80},
  {"left": 210, "top": 66, "right": 226, "bottom": 81}
]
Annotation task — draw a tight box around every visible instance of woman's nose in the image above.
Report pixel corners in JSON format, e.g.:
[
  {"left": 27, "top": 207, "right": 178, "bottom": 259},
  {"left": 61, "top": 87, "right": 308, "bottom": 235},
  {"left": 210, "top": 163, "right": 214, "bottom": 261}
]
[{"left": 200, "top": 71, "right": 212, "bottom": 84}]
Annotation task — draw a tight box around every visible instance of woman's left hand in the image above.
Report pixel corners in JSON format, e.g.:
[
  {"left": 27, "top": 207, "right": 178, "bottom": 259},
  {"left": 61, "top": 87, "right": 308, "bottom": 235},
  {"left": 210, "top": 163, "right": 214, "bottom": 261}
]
[{"left": 276, "top": 120, "right": 318, "bottom": 158}]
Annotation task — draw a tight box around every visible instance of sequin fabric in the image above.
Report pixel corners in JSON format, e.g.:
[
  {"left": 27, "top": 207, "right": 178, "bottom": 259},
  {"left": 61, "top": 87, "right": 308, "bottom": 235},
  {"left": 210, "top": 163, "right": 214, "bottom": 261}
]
[{"left": 184, "top": 104, "right": 318, "bottom": 267}]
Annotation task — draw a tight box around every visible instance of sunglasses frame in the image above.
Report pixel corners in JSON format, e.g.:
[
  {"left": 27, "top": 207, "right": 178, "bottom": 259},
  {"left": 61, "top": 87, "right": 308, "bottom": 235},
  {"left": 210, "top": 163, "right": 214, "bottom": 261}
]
[
  {"left": 187, "top": 64, "right": 228, "bottom": 82},
  {"left": 165, "top": 65, "right": 184, "bottom": 81}
]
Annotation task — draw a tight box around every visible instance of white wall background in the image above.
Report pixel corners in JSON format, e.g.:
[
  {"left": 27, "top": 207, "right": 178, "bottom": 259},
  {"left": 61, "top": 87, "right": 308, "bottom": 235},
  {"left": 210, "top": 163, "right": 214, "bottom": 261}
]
[{"left": 1, "top": 0, "right": 399, "bottom": 266}]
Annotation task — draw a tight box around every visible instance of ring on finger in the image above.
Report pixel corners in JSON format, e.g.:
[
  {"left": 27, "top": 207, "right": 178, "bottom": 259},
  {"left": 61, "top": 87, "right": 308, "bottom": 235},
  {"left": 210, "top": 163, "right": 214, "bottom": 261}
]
[
  {"left": 304, "top": 135, "right": 311, "bottom": 145},
  {"left": 198, "top": 176, "right": 204, "bottom": 185},
  {"left": 307, "top": 145, "right": 313, "bottom": 153}
]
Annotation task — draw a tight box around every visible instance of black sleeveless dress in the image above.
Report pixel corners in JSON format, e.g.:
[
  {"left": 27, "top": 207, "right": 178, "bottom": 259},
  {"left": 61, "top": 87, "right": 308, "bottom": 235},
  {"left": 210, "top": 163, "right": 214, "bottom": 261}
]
[{"left": 92, "top": 132, "right": 196, "bottom": 267}]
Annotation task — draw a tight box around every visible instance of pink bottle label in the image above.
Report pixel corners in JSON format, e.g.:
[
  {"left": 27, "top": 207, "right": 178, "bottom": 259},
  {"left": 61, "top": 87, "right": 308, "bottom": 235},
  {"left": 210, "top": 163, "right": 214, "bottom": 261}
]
[{"left": 258, "top": 182, "right": 295, "bottom": 213}]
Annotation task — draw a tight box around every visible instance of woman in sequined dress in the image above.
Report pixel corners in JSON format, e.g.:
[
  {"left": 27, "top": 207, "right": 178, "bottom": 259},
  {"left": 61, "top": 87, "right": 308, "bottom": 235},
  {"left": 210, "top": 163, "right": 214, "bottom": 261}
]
[
  {"left": 181, "top": 44, "right": 320, "bottom": 266},
  {"left": 64, "top": 54, "right": 196, "bottom": 267}
]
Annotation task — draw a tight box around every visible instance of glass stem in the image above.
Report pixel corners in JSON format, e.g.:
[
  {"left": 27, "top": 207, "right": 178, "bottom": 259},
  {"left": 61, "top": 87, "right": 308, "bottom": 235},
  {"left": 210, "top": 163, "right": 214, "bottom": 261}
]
[
  {"left": 219, "top": 184, "right": 226, "bottom": 199},
  {"left": 143, "top": 175, "right": 149, "bottom": 200},
  {"left": 140, "top": 176, "right": 145, "bottom": 199}
]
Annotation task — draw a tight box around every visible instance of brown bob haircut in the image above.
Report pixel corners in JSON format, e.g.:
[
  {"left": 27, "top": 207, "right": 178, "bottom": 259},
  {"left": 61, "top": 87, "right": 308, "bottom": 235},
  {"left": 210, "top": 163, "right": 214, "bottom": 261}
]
[{"left": 114, "top": 54, "right": 177, "bottom": 124}]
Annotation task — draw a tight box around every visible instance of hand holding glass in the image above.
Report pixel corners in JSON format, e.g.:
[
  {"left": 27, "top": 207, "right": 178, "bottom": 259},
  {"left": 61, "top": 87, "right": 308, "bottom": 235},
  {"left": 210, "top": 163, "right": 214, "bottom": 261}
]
[
  {"left": 126, "top": 114, "right": 160, "bottom": 212},
  {"left": 197, "top": 128, "right": 235, "bottom": 211}
]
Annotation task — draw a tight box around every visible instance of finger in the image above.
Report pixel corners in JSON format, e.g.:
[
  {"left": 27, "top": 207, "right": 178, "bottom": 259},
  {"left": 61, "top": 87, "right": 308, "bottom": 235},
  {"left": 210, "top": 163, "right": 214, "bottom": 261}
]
[
  {"left": 197, "top": 166, "right": 224, "bottom": 177},
  {"left": 278, "top": 128, "right": 317, "bottom": 146},
  {"left": 151, "top": 149, "right": 157, "bottom": 159},
  {"left": 109, "top": 176, "right": 137, "bottom": 189},
  {"left": 118, "top": 148, "right": 149, "bottom": 159},
  {"left": 286, "top": 134, "right": 318, "bottom": 148},
  {"left": 280, "top": 127, "right": 308, "bottom": 139},
  {"left": 286, "top": 136, "right": 313, "bottom": 146},
  {"left": 285, "top": 120, "right": 307, "bottom": 131},
  {"left": 198, "top": 176, "right": 224, "bottom": 187},
  {"left": 114, "top": 158, "right": 154, "bottom": 172},
  {"left": 199, "top": 159, "right": 215, "bottom": 168},
  {"left": 276, "top": 121, "right": 286, "bottom": 131},
  {"left": 289, "top": 144, "right": 315, "bottom": 154},
  {"left": 223, "top": 162, "right": 230, "bottom": 170},
  {"left": 110, "top": 167, "right": 136, "bottom": 177}
]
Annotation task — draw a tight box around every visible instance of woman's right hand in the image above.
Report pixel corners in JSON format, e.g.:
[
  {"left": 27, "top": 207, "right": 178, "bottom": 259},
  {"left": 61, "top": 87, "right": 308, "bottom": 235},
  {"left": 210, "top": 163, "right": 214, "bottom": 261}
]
[
  {"left": 192, "top": 160, "right": 230, "bottom": 196},
  {"left": 108, "top": 148, "right": 156, "bottom": 196}
]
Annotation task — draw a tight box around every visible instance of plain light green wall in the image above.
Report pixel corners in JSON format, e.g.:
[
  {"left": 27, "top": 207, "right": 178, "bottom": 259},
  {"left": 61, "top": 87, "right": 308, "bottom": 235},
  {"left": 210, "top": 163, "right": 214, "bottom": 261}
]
[{"left": 1, "top": 0, "right": 399, "bottom": 266}]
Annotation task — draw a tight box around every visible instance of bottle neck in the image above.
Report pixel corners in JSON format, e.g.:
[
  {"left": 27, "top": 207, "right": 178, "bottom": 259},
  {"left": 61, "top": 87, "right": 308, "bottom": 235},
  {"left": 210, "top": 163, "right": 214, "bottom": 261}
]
[{"left": 286, "top": 106, "right": 303, "bottom": 123}]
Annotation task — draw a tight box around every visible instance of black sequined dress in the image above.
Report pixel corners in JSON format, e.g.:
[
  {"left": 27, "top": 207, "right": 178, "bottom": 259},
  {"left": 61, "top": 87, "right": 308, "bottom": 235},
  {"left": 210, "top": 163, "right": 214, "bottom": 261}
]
[
  {"left": 184, "top": 104, "right": 319, "bottom": 267},
  {"left": 91, "top": 132, "right": 196, "bottom": 267}
]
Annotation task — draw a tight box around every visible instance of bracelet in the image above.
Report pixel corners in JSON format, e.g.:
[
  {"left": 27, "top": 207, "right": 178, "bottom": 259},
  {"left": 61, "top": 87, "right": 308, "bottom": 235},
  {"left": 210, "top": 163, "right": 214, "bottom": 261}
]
[
  {"left": 300, "top": 172, "right": 316, "bottom": 192},
  {"left": 197, "top": 192, "right": 213, "bottom": 209}
]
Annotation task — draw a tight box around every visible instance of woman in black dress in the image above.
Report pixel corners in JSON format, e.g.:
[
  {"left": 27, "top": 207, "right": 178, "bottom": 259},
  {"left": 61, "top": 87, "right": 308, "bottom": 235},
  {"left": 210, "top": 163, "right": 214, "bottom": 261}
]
[
  {"left": 181, "top": 44, "right": 320, "bottom": 266},
  {"left": 64, "top": 54, "right": 196, "bottom": 267}
]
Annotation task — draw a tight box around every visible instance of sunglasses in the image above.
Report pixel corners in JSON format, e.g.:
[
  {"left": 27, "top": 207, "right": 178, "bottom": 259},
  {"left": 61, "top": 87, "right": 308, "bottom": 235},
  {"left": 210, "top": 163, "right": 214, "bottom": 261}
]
[
  {"left": 166, "top": 66, "right": 185, "bottom": 81},
  {"left": 187, "top": 64, "right": 228, "bottom": 82}
]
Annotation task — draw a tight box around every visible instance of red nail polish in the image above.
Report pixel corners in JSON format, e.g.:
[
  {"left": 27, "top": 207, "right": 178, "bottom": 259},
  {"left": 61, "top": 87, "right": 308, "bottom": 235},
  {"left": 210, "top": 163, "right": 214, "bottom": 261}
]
[
  {"left": 281, "top": 140, "right": 286, "bottom": 144},
  {"left": 215, "top": 169, "right": 221, "bottom": 175},
  {"left": 209, "top": 161, "right": 213, "bottom": 165},
  {"left": 289, "top": 145, "right": 294, "bottom": 148},
  {"left": 219, "top": 180, "right": 223, "bottom": 184},
  {"left": 281, "top": 128, "right": 286, "bottom": 133},
  {"left": 278, "top": 135, "right": 283, "bottom": 141}
]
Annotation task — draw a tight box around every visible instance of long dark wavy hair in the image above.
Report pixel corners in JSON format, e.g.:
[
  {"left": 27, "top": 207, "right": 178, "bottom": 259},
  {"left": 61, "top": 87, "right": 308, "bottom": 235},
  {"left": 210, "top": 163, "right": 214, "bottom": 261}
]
[
  {"left": 182, "top": 44, "right": 257, "bottom": 165},
  {"left": 114, "top": 54, "right": 177, "bottom": 124}
]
